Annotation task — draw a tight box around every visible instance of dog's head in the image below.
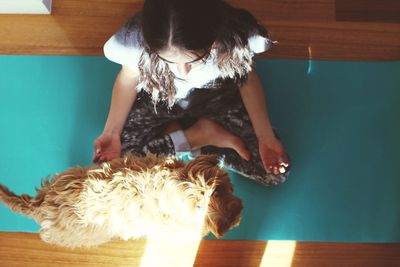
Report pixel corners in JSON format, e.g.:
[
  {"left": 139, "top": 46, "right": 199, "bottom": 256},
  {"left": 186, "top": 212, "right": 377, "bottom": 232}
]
[{"left": 181, "top": 155, "right": 243, "bottom": 238}]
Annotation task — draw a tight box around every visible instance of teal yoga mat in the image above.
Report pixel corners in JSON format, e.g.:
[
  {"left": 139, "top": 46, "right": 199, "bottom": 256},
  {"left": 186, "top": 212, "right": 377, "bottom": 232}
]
[{"left": 0, "top": 55, "right": 399, "bottom": 242}]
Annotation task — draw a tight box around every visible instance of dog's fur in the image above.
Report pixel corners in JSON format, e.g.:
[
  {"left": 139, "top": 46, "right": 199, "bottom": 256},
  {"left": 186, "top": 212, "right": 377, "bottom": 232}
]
[{"left": 0, "top": 154, "right": 242, "bottom": 248}]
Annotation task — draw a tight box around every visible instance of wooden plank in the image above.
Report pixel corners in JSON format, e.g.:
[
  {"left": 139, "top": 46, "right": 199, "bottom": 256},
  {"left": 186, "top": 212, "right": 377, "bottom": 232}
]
[
  {"left": 336, "top": 0, "right": 400, "bottom": 23},
  {"left": 0, "top": 0, "right": 399, "bottom": 60},
  {"left": 263, "top": 20, "right": 400, "bottom": 61},
  {"left": 0, "top": 232, "right": 400, "bottom": 267},
  {"left": 0, "top": 0, "right": 142, "bottom": 56},
  {"left": 226, "top": 0, "right": 336, "bottom": 21},
  {"left": 0, "top": 232, "right": 147, "bottom": 267}
]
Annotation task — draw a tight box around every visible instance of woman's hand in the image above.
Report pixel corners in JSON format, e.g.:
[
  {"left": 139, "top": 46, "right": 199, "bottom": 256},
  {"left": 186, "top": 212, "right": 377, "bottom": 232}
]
[
  {"left": 258, "top": 136, "right": 290, "bottom": 175},
  {"left": 93, "top": 132, "right": 122, "bottom": 163},
  {"left": 92, "top": 66, "right": 139, "bottom": 163}
]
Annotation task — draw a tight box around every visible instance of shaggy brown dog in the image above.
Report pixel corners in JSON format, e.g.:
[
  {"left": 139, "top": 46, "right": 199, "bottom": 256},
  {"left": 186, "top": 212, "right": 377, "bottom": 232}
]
[{"left": 0, "top": 154, "right": 242, "bottom": 248}]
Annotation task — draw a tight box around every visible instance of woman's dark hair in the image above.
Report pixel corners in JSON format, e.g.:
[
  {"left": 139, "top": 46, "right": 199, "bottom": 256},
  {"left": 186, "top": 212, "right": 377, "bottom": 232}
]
[
  {"left": 142, "top": 0, "right": 268, "bottom": 54},
  {"left": 137, "top": 0, "right": 270, "bottom": 108}
]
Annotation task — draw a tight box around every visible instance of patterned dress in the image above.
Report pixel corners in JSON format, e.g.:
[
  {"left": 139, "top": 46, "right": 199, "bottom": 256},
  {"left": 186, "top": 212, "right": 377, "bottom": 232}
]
[{"left": 104, "top": 14, "right": 290, "bottom": 186}]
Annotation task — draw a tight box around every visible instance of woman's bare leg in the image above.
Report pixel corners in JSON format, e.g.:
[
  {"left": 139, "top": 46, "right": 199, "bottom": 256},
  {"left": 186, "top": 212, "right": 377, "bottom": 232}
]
[
  {"left": 183, "top": 118, "right": 251, "bottom": 160},
  {"left": 164, "top": 118, "right": 250, "bottom": 160}
]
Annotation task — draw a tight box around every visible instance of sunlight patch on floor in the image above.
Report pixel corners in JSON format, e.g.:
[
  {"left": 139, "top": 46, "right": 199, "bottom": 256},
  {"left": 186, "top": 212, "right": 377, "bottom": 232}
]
[
  {"left": 259, "top": 240, "right": 297, "bottom": 267},
  {"left": 139, "top": 237, "right": 202, "bottom": 267}
]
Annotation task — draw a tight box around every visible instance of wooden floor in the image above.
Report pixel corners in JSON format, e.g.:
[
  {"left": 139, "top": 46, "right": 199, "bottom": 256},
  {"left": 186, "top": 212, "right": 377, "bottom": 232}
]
[
  {"left": 0, "top": 1, "right": 399, "bottom": 265},
  {"left": 0, "top": 232, "right": 399, "bottom": 267},
  {"left": 0, "top": 0, "right": 399, "bottom": 60}
]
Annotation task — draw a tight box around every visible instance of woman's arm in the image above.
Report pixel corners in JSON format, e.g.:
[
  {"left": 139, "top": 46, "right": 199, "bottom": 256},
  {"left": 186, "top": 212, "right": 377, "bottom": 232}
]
[
  {"left": 93, "top": 65, "right": 140, "bottom": 162},
  {"left": 239, "top": 70, "right": 274, "bottom": 141},
  {"left": 239, "top": 70, "right": 289, "bottom": 174},
  {"left": 103, "top": 66, "right": 140, "bottom": 135}
]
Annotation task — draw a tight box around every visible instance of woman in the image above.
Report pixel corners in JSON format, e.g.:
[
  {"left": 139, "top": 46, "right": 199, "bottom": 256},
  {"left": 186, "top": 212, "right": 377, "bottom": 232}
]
[{"left": 93, "top": 0, "right": 290, "bottom": 186}]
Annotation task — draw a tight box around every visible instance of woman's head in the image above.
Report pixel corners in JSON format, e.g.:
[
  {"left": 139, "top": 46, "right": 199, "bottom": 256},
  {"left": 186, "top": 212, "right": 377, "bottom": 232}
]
[
  {"left": 142, "top": 0, "right": 220, "bottom": 75},
  {"left": 142, "top": 0, "right": 218, "bottom": 53},
  {"left": 137, "top": 0, "right": 269, "bottom": 106}
]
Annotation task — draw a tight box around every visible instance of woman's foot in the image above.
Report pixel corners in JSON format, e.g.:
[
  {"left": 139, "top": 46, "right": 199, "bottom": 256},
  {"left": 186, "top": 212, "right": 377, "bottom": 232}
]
[
  {"left": 163, "top": 121, "right": 183, "bottom": 135},
  {"left": 184, "top": 117, "right": 251, "bottom": 160}
]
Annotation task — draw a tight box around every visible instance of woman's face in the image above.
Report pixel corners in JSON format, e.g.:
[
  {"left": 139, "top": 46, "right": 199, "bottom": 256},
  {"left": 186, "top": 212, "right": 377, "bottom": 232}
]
[{"left": 156, "top": 46, "right": 208, "bottom": 76}]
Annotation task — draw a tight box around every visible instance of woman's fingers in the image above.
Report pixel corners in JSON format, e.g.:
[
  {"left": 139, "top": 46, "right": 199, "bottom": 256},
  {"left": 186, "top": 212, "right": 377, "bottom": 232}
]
[
  {"left": 279, "top": 153, "right": 290, "bottom": 167},
  {"left": 266, "top": 165, "right": 273, "bottom": 174},
  {"left": 265, "top": 163, "right": 287, "bottom": 175},
  {"left": 279, "top": 166, "right": 286, "bottom": 173},
  {"left": 240, "top": 148, "right": 251, "bottom": 161},
  {"left": 263, "top": 156, "right": 289, "bottom": 175},
  {"left": 93, "top": 137, "right": 103, "bottom": 162}
]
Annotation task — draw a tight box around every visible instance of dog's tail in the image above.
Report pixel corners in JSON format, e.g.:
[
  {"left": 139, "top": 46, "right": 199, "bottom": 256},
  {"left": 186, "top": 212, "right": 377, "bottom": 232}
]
[{"left": 0, "top": 184, "right": 35, "bottom": 216}]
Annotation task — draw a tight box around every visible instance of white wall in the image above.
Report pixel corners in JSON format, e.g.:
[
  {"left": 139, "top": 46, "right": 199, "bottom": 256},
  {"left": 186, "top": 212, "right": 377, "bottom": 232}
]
[{"left": 0, "top": 0, "right": 52, "bottom": 14}]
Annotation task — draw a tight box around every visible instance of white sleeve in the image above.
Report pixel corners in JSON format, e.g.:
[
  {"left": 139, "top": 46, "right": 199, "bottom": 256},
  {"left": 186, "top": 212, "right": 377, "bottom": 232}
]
[
  {"left": 248, "top": 35, "right": 273, "bottom": 54},
  {"left": 103, "top": 29, "right": 142, "bottom": 69}
]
